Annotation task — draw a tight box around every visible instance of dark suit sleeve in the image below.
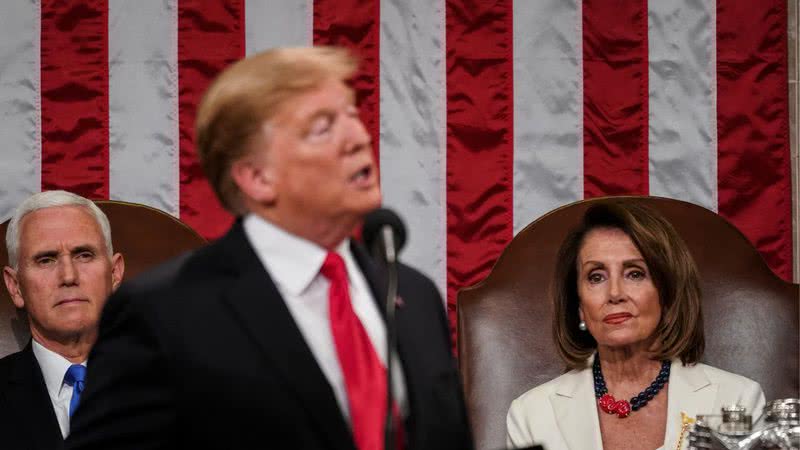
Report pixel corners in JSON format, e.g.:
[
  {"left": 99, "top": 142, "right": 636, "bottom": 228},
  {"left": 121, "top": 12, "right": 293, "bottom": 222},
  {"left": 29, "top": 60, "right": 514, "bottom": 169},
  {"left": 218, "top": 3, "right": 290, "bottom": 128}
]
[
  {"left": 66, "top": 284, "right": 176, "bottom": 450},
  {"left": 398, "top": 265, "right": 475, "bottom": 450}
]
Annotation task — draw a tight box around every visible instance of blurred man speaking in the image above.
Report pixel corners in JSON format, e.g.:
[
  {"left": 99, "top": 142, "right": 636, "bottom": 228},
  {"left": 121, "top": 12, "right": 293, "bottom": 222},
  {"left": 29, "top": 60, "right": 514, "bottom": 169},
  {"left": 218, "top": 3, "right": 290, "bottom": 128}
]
[
  {"left": 67, "top": 47, "right": 472, "bottom": 450},
  {"left": 0, "top": 191, "right": 124, "bottom": 449}
]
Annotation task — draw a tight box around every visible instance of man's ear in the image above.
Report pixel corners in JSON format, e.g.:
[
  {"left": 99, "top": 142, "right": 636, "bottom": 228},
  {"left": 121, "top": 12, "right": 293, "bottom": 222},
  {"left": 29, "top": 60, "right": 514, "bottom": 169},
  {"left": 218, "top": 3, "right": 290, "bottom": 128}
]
[
  {"left": 110, "top": 253, "right": 125, "bottom": 291},
  {"left": 230, "top": 158, "right": 277, "bottom": 205},
  {"left": 3, "top": 266, "right": 25, "bottom": 309}
]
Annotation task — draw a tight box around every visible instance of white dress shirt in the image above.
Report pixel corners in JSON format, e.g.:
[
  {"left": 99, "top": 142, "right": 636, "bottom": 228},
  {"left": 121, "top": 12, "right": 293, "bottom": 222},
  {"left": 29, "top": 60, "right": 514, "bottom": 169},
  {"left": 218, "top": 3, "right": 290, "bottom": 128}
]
[
  {"left": 31, "top": 340, "right": 87, "bottom": 438},
  {"left": 243, "top": 214, "right": 408, "bottom": 421}
]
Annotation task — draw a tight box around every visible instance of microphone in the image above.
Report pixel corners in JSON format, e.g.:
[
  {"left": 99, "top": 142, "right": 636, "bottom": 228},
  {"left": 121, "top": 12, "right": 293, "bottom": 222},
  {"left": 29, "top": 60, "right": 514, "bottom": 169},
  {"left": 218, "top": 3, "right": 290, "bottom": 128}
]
[
  {"left": 362, "top": 208, "right": 406, "bottom": 450},
  {"left": 363, "top": 208, "right": 407, "bottom": 264}
]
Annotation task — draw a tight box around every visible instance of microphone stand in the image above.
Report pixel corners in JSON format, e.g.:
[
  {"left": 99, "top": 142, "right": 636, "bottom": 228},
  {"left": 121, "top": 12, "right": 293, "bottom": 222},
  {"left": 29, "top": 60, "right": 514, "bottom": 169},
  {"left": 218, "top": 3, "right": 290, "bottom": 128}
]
[{"left": 381, "top": 225, "right": 399, "bottom": 450}]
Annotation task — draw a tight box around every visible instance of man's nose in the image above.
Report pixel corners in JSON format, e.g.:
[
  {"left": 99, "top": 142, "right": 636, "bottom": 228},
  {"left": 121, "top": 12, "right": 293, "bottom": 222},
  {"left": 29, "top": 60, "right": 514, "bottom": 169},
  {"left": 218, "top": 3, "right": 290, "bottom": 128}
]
[
  {"left": 343, "top": 113, "right": 372, "bottom": 153},
  {"left": 59, "top": 257, "right": 78, "bottom": 286}
]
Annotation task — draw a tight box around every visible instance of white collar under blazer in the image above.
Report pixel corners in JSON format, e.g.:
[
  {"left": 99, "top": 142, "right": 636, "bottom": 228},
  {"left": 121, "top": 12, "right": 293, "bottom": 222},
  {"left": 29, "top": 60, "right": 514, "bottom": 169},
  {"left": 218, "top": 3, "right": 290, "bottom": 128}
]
[{"left": 507, "top": 359, "right": 765, "bottom": 450}]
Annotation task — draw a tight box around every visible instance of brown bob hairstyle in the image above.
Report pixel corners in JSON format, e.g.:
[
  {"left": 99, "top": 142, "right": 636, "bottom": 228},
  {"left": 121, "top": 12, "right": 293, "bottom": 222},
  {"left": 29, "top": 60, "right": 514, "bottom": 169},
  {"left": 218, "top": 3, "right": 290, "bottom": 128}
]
[{"left": 552, "top": 199, "right": 704, "bottom": 369}]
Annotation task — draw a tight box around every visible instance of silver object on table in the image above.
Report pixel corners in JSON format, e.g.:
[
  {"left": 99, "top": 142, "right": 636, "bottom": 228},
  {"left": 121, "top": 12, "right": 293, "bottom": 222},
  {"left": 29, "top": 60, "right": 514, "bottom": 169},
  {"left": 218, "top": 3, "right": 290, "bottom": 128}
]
[{"left": 687, "top": 399, "right": 800, "bottom": 449}]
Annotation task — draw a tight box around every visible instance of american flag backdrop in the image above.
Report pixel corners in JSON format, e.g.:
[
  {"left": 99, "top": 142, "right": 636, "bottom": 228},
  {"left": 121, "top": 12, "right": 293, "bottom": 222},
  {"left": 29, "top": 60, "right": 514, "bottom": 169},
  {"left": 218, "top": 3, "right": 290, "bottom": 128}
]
[{"left": 0, "top": 0, "right": 793, "bottom": 341}]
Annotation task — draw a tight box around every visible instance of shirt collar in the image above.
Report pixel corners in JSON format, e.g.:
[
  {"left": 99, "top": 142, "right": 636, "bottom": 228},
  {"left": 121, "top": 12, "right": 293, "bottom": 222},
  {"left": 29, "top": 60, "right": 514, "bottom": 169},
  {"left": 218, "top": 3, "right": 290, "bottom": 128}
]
[
  {"left": 243, "top": 214, "right": 354, "bottom": 296},
  {"left": 31, "top": 339, "right": 86, "bottom": 398}
]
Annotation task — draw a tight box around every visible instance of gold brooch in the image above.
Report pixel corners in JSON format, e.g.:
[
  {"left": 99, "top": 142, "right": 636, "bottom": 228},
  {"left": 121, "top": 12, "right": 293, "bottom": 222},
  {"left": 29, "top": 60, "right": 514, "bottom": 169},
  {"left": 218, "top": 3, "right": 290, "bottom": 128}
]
[{"left": 675, "top": 412, "right": 696, "bottom": 450}]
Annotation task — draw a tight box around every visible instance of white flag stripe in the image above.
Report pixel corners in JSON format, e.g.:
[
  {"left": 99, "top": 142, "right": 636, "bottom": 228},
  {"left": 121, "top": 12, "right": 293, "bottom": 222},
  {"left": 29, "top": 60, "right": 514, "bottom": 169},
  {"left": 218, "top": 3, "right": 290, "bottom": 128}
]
[
  {"left": 108, "top": 0, "right": 180, "bottom": 216},
  {"left": 647, "top": 0, "right": 718, "bottom": 211},
  {"left": 0, "top": 0, "right": 40, "bottom": 221},
  {"left": 512, "top": 0, "right": 584, "bottom": 234},
  {"left": 379, "top": 0, "right": 448, "bottom": 296},
  {"left": 245, "top": 0, "right": 312, "bottom": 55},
  {"left": 2, "top": 1, "right": 791, "bottom": 289}
]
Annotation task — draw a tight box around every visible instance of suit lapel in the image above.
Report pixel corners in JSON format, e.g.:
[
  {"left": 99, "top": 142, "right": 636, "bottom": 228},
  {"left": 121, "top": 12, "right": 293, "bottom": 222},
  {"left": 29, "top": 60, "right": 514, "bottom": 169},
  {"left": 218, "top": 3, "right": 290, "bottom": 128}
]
[
  {"left": 550, "top": 366, "right": 604, "bottom": 450},
  {"left": 349, "top": 243, "right": 419, "bottom": 404},
  {"left": 663, "top": 362, "right": 715, "bottom": 450},
  {"left": 219, "top": 223, "right": 354, "bottom": 450},
  {"left": 349, "top": 242, "right": 388, "bottom": 318},
  {"left": 351, "top": 243, "right": 429, "bottom": 442},
  {"left": 6, "top": 344, "right": 63, "bottom": 450},
  {"left": 542, "top": 360, "right": 716, "bottom": 450}
]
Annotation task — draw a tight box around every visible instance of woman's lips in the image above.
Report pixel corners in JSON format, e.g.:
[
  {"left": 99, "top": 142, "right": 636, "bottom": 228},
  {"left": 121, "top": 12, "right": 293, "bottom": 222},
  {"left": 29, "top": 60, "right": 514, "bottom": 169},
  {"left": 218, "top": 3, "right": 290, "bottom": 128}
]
[{"left": 603, "top": 312, "right": 632, "bottom": 324}]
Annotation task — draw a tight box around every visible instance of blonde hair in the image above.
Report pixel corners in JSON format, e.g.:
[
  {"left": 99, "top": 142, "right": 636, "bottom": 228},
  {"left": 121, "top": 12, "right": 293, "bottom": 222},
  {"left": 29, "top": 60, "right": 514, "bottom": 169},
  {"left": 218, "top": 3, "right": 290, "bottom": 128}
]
[{"left": 195, "top": 46, "right": 359, "bottom": 214}]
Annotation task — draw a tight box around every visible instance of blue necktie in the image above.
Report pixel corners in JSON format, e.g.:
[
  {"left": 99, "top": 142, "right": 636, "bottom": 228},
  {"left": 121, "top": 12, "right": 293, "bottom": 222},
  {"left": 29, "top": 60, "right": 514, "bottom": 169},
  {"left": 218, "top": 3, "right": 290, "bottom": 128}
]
[{"left": 64, "top": 364, "right": 86, "bottom": 417}]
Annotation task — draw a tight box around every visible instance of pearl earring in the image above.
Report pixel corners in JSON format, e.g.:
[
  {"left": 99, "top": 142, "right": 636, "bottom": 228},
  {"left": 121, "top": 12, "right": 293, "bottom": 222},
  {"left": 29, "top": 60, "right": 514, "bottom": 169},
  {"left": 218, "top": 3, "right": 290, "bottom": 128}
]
[{"left": 578, "top": 320, "right": 587, "bottom": 331}]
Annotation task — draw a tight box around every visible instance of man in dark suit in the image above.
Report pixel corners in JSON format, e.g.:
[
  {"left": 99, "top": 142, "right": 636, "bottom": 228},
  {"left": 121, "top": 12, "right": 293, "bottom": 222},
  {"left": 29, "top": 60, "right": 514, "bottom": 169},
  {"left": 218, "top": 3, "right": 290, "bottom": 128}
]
[
  {"left": 0, "top": 191, "right": 125, "bottom": 450},
  {"left": 66, "top": 47, "right": 473, "bottom": 450}
]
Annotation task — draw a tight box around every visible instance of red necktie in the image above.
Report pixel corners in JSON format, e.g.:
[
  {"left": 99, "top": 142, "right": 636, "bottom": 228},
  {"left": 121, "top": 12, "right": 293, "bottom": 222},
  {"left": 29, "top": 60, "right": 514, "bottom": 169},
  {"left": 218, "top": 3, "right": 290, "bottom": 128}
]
[{"left": 321, "top": 252, "right": 398, "bottom": 450}]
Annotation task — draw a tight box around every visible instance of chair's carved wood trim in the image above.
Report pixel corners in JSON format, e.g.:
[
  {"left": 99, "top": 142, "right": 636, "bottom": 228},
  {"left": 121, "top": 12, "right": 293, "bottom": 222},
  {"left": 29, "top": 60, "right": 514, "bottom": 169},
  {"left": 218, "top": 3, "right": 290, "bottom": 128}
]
[{"left": 95, "top": 200, "right": 205, "bottom": 242}]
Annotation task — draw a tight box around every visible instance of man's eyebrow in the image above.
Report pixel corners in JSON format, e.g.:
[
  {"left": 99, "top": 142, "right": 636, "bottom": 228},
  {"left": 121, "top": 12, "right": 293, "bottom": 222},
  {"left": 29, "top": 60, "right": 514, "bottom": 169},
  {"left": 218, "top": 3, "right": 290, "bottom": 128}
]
[
  {"left": 31, "top": 250, "right": 58, "bottom": 260},
  {"left": 306, "top": 108, "right": 336, "bottom": 123},
  {"left": 71, "top": 245, "right": 98, "bottom": 255}
]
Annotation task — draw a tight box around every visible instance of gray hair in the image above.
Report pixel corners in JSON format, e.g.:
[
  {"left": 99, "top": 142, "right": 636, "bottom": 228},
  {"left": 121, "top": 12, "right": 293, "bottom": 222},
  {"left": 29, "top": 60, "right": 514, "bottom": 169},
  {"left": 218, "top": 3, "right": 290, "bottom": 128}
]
[{"left": 6, "top": 190, "right": 113, "bottom": 269}]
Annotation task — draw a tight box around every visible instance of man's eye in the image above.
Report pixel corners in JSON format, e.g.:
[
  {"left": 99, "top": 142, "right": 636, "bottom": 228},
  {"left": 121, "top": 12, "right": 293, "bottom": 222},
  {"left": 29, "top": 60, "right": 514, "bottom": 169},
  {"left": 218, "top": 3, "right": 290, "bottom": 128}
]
[
  {"left": 308, "top": 116, "right": 333, "bottom": 136},
  {"left": 75, "top": 252, "right": 94, "bottom": 262},
  {"left": 36, "top": 257, "right": 56, "bottom": 266}
]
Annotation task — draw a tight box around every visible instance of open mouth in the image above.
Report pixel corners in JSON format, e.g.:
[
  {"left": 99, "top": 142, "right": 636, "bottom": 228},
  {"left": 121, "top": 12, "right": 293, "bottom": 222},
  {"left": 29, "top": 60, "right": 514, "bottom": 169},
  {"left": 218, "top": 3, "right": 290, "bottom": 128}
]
[{"left": 350, "top": 164, "right": 375, "bottom": 187}]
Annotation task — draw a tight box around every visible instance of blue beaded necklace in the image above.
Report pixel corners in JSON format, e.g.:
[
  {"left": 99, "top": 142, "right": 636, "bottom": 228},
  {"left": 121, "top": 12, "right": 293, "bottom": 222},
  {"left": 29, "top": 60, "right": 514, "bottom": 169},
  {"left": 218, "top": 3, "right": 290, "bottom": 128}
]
[{"left": 592, "top": 358, "right": 671, "bottom": 418}]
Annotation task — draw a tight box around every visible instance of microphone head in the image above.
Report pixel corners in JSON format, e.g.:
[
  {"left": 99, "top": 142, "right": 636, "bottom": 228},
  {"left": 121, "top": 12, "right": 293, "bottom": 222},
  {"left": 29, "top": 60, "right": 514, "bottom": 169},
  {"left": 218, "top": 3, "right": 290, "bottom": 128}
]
[{"left": 363, "top": 207, "right": 407, "bottom": 255}]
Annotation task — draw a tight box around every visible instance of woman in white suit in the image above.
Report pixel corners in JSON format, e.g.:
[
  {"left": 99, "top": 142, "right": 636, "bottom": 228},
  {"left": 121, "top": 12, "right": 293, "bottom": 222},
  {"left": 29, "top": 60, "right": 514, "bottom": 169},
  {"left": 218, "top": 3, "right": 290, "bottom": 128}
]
[{"left": 506, "top": 201, "right": 765, "bottom": 450}]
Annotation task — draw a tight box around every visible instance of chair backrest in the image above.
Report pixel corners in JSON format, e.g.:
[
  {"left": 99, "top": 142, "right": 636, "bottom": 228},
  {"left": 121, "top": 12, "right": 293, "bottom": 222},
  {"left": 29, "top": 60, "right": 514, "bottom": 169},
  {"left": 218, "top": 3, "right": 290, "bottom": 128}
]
[
  {"left": 0, "top": 200, "right": 207, "bottom": 358},
  {"left": 458, "top": 196, "right": 799, "bottom": 450}
]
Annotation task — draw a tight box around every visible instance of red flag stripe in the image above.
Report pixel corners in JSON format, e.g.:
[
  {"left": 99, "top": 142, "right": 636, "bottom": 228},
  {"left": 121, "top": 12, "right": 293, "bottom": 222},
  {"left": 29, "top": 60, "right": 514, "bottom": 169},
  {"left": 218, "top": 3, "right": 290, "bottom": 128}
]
[
  {"left": 716, "top": 0, "right": 792, "bottom": 281},
  {"left": 177, "top": 0, "right": 242, "bottom": 239},
  {"left": 40, "top": 0, "right": 109, "bottom": 199},
  {"left": 313, "top": 0, "right": 381, "bottom": 166},
  {"left": 446, "top": 0, "right": 515, "bottom": 347},
  {"left": 582, "top": 0, "right": 649, "bottom": 197}
]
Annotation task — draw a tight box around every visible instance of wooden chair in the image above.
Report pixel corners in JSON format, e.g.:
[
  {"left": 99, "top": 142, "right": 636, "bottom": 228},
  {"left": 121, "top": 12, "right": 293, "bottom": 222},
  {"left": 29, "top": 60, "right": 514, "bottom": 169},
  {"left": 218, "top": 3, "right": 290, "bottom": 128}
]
[
  {"left": 458, "top": 196, "right": 799, "bottom": 450},
  {"left": 0, "top": 200, "right": 207, "bottom": 358}
]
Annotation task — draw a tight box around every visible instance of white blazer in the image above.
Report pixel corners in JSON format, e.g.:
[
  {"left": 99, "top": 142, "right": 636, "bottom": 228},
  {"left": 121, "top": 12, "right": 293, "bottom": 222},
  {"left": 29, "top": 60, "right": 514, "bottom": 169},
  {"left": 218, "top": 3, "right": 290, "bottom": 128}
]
[{"left": 506, "top": 359, "right": 765, "bottom": 450}]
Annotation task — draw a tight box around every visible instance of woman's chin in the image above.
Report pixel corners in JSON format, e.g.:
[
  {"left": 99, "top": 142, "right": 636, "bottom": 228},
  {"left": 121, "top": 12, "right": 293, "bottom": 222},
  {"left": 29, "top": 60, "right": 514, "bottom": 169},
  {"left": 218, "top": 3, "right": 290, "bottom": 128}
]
[{"left": 598, "top": 335, "right": 651, "bottom": 352}]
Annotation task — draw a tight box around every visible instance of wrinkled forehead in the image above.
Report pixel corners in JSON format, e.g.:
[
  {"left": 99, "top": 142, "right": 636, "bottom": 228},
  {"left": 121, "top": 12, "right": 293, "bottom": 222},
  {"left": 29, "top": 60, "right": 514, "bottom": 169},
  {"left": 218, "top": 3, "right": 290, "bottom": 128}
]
[
  {"left": 18, "top": 206, "right": 106, "bottom": 253},
  {"left": 577, "top": 226, "right": 643, "bottom": 264}
]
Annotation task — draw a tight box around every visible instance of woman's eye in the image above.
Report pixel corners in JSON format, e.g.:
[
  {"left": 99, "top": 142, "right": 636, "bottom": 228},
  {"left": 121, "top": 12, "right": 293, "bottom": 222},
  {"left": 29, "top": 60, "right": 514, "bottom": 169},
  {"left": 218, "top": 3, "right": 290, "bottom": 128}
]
[
  {"left": 627, "top": 269, "right": 646, "bottom": 280},
  {"left": 588, "top": 272, "right": 605, "bottom": 284}
]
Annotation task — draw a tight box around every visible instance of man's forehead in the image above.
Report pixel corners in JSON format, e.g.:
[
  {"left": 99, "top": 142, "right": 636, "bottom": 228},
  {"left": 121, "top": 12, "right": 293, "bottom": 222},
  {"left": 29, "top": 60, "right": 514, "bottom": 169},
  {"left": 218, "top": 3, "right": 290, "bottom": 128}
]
[
  {"left": 276, "top": 79, "right": 356, "bottom": 122},
  {"left": 18, "top": 206, "right": 105, "bottom": 249}
]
